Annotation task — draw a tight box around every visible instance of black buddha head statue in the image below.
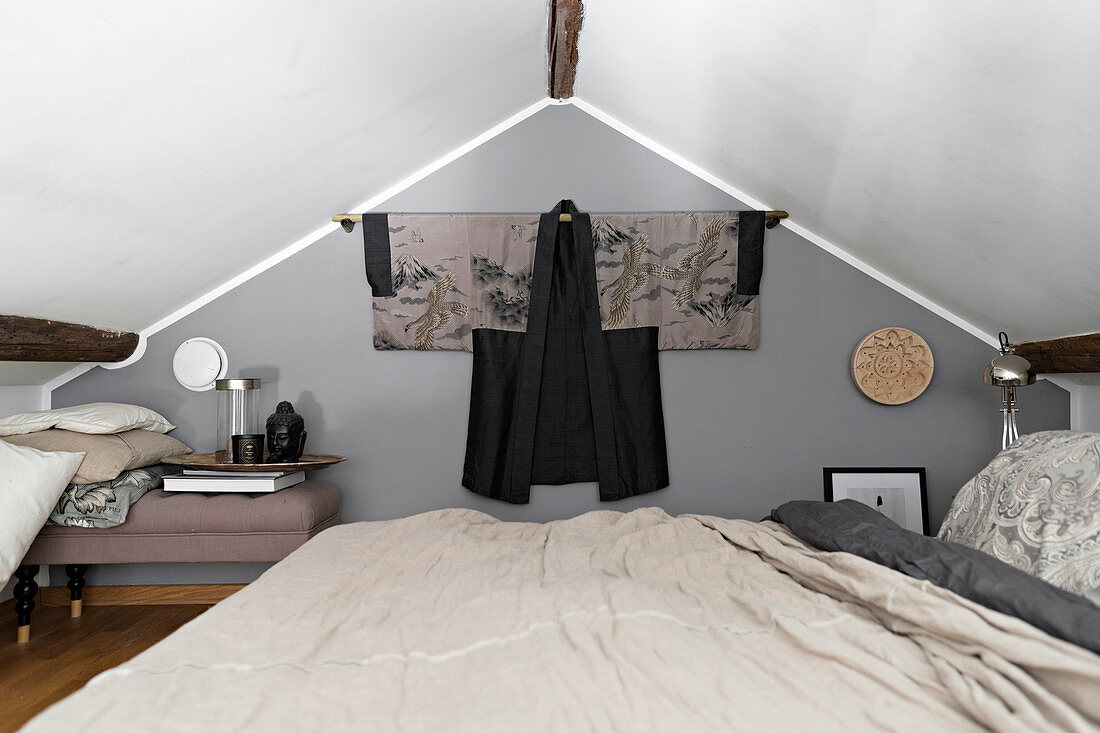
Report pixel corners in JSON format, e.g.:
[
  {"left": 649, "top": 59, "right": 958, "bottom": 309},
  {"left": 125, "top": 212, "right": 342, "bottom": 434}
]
[{"left": 266, "top": 401, "right": 307, "bottom": 462}]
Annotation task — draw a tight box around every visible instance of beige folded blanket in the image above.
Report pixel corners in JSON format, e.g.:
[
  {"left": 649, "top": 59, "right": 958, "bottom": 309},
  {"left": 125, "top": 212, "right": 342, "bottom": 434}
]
[{"left": 24, "top": 508, "right": 1100, "bottom": 732}]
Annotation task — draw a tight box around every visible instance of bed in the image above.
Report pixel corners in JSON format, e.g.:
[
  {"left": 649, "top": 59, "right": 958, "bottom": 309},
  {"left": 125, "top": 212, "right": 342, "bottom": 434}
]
[{"left": 22, "top": 501, "right": 1100, "bottom": 732}]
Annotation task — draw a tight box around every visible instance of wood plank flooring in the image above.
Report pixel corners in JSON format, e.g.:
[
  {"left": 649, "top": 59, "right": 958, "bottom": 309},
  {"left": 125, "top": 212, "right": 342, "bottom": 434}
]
[
  {"left": 0, "top": 602, "right": 210, "bottom": 732},
  {"left": 39, "top": 583, "right": 243, "bottom": 607}
]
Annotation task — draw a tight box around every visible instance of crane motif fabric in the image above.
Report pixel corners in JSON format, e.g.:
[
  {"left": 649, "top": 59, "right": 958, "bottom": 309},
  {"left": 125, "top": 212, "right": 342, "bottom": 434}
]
[
  {"left": 363, "top": 204, "right": 764, "bottom": 351},
  {"left": 402, "top": 273, "right": 469, "bottom": 350},
  {"left": 358, "top": 201, "right": 767, "bottom": 503}
]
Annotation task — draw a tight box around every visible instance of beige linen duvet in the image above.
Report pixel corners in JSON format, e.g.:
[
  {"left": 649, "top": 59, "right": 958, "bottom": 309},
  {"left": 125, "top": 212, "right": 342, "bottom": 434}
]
[{"left": 24, "top": 508, "right": 1100, "bottom": 732}]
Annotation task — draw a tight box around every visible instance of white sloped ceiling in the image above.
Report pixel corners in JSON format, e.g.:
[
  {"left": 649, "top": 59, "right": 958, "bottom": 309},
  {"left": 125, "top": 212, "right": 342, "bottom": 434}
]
[
  {"left": 3, "top": 1, "right": 1098, "bottom": 389},
  {"left": 576, "top": 0, "right": 1100, "bottom": 344},
  {"left": 0, "top": 1, "right": 545, "bottom": 328}
]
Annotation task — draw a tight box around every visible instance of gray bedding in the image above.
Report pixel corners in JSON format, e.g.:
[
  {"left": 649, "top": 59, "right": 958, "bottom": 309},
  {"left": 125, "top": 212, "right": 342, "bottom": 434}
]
[{"left": 772, "top": 499, "right": 1100, "bottom": 654}]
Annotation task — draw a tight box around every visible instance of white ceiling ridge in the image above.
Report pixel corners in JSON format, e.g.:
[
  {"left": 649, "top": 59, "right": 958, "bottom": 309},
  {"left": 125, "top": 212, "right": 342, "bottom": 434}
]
[{"left": 43, "top": 95, "right": 1072, "bottom": 402}]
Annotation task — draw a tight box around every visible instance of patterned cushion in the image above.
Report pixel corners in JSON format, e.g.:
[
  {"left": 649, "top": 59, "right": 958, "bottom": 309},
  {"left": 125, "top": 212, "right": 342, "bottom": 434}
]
[
  {"left": 938, "top": 431, "right": 1100, "bottom": 599},
  {"left": 48, "top": 464, "right": 181, "bottom": 528}
]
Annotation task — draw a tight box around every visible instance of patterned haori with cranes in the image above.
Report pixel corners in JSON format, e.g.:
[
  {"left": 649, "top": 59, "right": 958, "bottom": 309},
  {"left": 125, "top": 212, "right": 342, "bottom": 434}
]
[
  {"left": 359, "top": 201, "right": 767, "bottom": 503},
  {"left": 364, "top": 203, "right": 764, "bottom": 351}
]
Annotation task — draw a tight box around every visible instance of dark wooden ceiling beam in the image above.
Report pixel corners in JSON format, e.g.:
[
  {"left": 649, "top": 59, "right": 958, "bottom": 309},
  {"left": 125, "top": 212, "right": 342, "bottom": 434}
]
[
  {"left": 548, "top": 0, "right": 584, "bottom": 99},
  {"left": 0, "top": 315, "right": 139, "bottom": 363},
  {"left": 1014, "top": 332, "right": 1100, "bottom": 374}
]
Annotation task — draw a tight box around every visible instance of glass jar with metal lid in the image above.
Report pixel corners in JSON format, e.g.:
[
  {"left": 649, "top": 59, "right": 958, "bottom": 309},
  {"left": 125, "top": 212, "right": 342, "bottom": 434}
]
[{"left": 215, "top": 378, "right": 261, "bottom": 462}]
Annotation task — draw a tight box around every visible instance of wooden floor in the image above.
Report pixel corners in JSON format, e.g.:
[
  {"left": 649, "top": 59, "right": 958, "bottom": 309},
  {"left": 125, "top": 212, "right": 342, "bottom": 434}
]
[{"left": 0, "top": 603, "right": 210, "bottom": 732}]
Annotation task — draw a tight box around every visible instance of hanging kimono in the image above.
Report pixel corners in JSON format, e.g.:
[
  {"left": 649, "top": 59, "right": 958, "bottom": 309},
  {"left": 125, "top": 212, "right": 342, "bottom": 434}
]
[{"left": 361, "top": 200, "right": 766, "bottom": 503}]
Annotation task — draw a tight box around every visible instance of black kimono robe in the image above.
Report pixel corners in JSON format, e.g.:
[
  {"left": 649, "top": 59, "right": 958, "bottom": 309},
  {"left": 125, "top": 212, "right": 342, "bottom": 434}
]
[{"left": 360, "top": 200, "right": 766, "bottom": 503}]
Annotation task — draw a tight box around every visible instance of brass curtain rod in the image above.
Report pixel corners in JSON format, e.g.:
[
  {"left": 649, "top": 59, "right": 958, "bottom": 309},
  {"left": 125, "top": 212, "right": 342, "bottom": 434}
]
[{"left": 332, "top": 211, "right": 789, "bottom": 232}]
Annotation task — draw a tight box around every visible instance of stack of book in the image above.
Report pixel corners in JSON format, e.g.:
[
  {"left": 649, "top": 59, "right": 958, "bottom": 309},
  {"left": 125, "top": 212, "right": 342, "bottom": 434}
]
[{"left": 162, "top": 470, "right": 306, "bottom": 493}]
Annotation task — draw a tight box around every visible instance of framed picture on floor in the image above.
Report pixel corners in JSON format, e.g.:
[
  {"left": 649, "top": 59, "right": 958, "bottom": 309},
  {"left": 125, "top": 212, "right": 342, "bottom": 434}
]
[{"left": 823, "top": 467, "right": 929, "bottom": 535}]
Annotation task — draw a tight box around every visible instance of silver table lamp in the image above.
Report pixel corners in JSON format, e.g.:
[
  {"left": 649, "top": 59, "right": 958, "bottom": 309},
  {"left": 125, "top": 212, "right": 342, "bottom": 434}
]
[{"left": 983, "top": 332, "right": 1035, "bottom": 450}]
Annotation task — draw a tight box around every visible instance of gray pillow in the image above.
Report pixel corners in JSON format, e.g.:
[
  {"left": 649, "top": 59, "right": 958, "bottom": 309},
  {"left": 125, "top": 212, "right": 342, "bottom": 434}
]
[
  {"left": 939, "top": 430, "right": 1100, "bottom": 600},
  {"left": 49, "top": 464, "right": 181, "bottom": 528}
]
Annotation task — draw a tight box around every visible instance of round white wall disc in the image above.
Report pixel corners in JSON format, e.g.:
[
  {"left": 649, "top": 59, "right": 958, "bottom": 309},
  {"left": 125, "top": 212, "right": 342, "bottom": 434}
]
[{"left": 172, "top": 338, "right": 228, "bottom": 391}]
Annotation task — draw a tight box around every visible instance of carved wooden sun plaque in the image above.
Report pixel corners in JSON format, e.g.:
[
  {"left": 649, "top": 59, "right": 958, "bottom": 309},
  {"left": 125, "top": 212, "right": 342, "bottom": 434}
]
[{"left": 851, "top": 327, "right": 934, "bottom": 405}]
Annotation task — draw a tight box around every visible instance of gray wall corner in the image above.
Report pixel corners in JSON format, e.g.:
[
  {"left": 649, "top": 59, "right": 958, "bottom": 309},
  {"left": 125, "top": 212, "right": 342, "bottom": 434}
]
[{"left": 51, "top": 105, "right": 1070, "bottom": 585}]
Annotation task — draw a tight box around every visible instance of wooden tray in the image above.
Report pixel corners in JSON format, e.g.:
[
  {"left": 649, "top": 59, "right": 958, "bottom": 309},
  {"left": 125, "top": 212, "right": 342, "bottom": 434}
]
[{"left": 163, "top": 453, "right": 346, "bottom": 472}]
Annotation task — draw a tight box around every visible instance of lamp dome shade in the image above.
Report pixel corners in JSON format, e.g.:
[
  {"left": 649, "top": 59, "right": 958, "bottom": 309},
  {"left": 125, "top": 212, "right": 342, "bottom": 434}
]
[{"left": 983, "top": 353, "right": 1036, "bottom": 387}]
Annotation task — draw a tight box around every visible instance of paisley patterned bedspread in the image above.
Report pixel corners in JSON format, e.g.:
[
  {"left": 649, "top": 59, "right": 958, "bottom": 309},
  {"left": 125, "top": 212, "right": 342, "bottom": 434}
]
[{"left": 940, "top": 430, "right": 1100, "bottom": 601}]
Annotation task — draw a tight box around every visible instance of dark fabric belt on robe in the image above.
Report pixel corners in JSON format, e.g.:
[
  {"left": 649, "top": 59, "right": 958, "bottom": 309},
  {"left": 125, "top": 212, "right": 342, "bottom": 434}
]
[{"left": 462, "top": 200, "right": 669, "bottom": 503}]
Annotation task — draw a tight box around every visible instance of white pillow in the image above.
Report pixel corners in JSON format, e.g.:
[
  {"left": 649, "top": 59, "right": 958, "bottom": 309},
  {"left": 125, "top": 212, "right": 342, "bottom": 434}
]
[
  {"left": 0, "top": 441, "right": 84, "bottom": 587},
  {"left": 0, "top": 402, "right": 175, "bottom": 437}
]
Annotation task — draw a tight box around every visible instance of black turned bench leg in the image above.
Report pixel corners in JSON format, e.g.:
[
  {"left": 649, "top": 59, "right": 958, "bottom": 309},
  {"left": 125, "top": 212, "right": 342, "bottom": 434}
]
[
  {"left": 65, "top": 564, "right": 87, "bottom": 618},
  {"left": 14, "top": 565, "right": 39, "bottom": 644}
]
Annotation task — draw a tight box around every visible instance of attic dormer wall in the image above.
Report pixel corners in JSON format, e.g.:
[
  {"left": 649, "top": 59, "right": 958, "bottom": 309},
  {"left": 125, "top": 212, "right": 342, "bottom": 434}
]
[
  {"left": 0, "top": 386, "right": 46, "bottom": 415},
  {"left": 1071, "top": 386, "right": 1100, "bottom": 431},
  {"left": 51, "top": 104, "right": 1068, "bottom": 588}
]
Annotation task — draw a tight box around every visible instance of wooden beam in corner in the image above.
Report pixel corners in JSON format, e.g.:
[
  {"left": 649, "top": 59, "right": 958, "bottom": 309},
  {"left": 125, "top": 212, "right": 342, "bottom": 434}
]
[
  {"left": 548, "top": 0, "right": 584, "bottom": 99},
  {"left": 1015, "top": 332, "right": 1100, "bottom": 374},
  {"left": 0, "top": 315, "right": 139, "bottom": 363}
]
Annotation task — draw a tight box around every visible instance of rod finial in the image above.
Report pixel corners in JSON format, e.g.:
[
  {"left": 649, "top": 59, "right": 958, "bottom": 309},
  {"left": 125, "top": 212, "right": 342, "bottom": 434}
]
[{"left": 764, "top": 211, "right": 789, "bottom": 229}]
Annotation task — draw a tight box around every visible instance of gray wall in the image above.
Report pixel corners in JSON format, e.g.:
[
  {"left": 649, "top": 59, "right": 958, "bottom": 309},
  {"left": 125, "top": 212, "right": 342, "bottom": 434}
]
[
  {"left": 0, "top": 386, "right": 43, "bottom": 416},
  {"left": 54, "top": 105, "right": 1069, "bottom": 586}
]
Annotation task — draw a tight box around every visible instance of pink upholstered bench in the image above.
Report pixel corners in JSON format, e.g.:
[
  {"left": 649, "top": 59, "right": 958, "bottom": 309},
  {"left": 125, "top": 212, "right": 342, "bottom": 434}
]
[{"left": 12, "top": 481, "right": 340, "bottom": 643}]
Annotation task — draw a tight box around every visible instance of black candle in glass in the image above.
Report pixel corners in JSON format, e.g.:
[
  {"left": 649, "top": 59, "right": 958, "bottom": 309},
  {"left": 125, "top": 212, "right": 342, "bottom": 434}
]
[{"left": 231, "top": 434, "right": 265, "bottom": 464}]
